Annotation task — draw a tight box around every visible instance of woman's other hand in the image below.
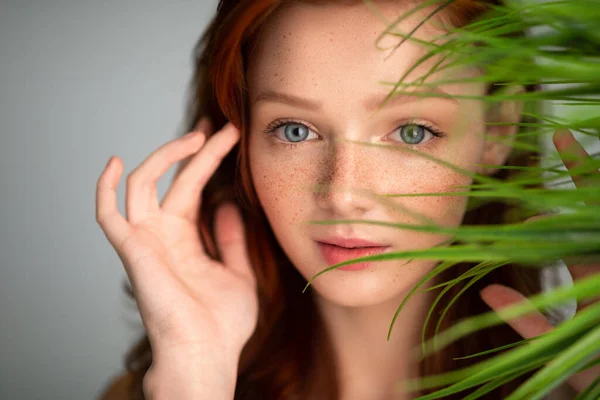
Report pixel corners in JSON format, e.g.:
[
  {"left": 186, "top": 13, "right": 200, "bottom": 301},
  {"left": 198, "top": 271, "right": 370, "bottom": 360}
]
[{"left": 480, "top": 129, "right": 600, "bottom": 394}]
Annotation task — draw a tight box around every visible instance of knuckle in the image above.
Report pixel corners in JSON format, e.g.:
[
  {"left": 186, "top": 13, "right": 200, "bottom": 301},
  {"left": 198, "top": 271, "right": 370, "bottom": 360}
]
[
  {"left": 95, "top": 212, "right": 105, "bottom": 226},
  {"left": 157, "top": 152, "right": 175, "bottom": 168},
  {"left": 127, "top": 172, "right": 149, "bottom": 191},
  {"left": 126, "top": 172, "right": 138, "bottom": 187},
  {"left": 95, "top": 210, "right": 111, "bottom": 226},
  {"left": 119, "top": 232, "right": 139, "bottom": 255},
  {"left": 96, "top": 170, "right": 111, "bottom": 189},
  {"left": 96, "top": 211, "right": 117, "bottom": 229},
  {"left": 119, "top": 236, "right": 155, "bottom": 270}
]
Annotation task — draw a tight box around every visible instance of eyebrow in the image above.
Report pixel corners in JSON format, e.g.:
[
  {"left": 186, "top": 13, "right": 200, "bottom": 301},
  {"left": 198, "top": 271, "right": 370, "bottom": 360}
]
[{"left": 253, "top": 86, "right": 459, "bottom": 112}]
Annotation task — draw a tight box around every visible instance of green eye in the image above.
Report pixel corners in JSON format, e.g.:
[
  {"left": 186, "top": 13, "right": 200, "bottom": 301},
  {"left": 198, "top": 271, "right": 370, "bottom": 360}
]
[
  {"left": 390, "top": 123, "right": 444, "bottom": 145},
  {"left": 400, "top": 124, "right": 426, "bottom": 144}
]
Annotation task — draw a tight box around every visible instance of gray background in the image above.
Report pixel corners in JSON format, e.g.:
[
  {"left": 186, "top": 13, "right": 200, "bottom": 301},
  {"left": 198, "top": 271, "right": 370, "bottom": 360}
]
[
  {"left": 0, "top": 2, "right": 218, "bottom": 399},
  {"left": 0, "top": 2, "right": 597, "bottom": 400}
]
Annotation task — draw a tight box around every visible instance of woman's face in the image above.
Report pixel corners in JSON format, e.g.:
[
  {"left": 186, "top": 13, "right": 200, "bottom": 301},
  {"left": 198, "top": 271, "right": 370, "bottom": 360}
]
[{"left": 247, "top": 2, "right": 490, "bottom": 307}]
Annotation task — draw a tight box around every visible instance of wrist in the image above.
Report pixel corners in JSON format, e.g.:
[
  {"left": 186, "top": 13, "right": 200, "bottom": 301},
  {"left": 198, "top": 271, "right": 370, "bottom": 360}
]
[{"left": 144, "top": 347, "right": 240, "bottom": 400}]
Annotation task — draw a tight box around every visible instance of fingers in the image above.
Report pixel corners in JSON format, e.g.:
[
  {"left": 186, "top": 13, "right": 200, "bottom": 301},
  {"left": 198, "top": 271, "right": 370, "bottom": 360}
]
[
  {"left": 161, "top": 123, "right": 240, "bottom": 222},
  {"left": 481, "top": 284, "right": 600, "bottom": 393},
  {"left": 125, "top": 130, "right": 206, "bottom": 223},
  {"left": 568, "top": 264, "right": 600, "bottom": 311},
  {"left": 96, "top": 156, "right": 134, "bottom": 247},
  {"left": 195, "top": 116, "right": 213, "bottom": 137},
  {"left": 553, "top": 129, "right": 599, "bottom": 191},
  {"left": 479, "top": 284, "right": 554, "bottom": 339},
  {"left": 214, "top": 203, "right": 255, "bottom": 283}
]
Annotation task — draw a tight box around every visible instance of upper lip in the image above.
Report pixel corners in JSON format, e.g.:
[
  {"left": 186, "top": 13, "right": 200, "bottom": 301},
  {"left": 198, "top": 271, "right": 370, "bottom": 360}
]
[{"left": 315, "top": 237, "right": 390, "bottom": 248}]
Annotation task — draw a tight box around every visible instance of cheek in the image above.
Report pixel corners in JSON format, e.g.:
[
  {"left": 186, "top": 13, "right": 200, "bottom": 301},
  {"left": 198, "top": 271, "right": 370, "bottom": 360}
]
[
  {"left": 385, "top": 146, "right": 481, "bottom": 227},
  {"left": 387, "top": 166, "right": 469, "bottom": 225},
  {"left": 412, "top": 168, "right": 471, "bottom": 226},
  {"left": 249, "top": 140, "right": 317, "bottom": 226},
  {"left": 249, "top": 130, "right": 483, "bottom": 229},
  {"left": 418, "top": 132, "right": 485, "bottom": 225}
]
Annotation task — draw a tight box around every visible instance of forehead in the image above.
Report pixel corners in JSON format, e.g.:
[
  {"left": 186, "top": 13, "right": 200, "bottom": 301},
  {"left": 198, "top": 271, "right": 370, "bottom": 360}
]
[{"left": 246, "top": 2, "right": 472, "bottom": 105}]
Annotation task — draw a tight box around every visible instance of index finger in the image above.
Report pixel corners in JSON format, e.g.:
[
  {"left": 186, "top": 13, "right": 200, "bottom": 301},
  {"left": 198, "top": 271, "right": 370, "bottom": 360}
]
[
  {"left": 172, "top": 117, "right": 215, "bottom": 176},
  {"left": 160, "top": 122, "right": 240, "bottom": 221},
  {"left": 553, "top": 129, "right": 599, "bottom": 192}
]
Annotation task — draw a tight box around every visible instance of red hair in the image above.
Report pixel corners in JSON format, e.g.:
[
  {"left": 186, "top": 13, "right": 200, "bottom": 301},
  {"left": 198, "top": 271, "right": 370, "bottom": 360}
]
[{"left": 119, "top": 1, "right": 543, "bottom": 398}]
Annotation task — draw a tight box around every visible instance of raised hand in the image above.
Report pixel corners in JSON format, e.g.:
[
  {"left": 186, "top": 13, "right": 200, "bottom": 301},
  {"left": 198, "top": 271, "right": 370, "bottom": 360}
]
[
  {"left": 95, "top": 119, "right": 258, "bottom": 381},
  {"left": 480, "top": 129, "right": 600, "bottom": 394}
]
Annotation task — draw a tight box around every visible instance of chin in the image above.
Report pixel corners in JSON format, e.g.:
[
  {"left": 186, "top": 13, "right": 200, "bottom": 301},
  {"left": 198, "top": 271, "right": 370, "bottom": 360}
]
[{"left": 296, "top": 256, "right": 430, "bottom": 308}]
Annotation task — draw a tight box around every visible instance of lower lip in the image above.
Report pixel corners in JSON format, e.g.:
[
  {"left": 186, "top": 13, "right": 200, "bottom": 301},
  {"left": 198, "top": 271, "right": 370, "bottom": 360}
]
[{"left": 316, "top": 242, "right": 390, "bottom": 271}]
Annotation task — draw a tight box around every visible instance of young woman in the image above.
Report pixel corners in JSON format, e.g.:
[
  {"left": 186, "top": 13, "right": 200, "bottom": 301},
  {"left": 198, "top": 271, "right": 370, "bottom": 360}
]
[{"left": 96, "top": 0, "right": 598, "bottom": 399}]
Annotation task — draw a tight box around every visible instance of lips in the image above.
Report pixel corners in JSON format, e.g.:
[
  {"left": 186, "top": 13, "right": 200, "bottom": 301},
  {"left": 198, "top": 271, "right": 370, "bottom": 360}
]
[{"left": 316, "top": 239, "right": 391, "bottom": 271}]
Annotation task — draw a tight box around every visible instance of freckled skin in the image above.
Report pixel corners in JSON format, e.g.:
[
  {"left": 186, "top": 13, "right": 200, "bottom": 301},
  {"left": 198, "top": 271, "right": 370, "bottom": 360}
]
[{"left": 246, "top": 2, "right": 493, "bottom": 308}]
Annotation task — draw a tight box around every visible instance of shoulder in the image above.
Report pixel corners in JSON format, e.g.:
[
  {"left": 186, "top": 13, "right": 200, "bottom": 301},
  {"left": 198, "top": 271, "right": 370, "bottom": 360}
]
[{"left": 97, "top": 372, "right": 135, "bottom": 400}]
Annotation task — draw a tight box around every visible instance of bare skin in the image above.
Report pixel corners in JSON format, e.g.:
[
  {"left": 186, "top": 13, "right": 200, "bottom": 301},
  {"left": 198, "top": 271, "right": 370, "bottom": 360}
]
[
  {"left": 96, "top": 2, "right": 519, "bottom": 400},
  {"left": 481, "top": 129, "right": 600, "bottom": 395},
  {"left": 96, "top": 120, "right": 256, "bottom": 399},
  {"left": 246, "top": 3, "right": 517, "bottom": 399},
  {"left": 96, "top": 2, "right": 598, "bottom": 400}
]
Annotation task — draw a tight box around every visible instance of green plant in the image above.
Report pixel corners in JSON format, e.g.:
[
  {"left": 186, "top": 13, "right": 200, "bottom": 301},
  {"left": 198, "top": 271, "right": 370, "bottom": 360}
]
[{"left": 305, "top": 0, "right": 600, "bottom": 398}]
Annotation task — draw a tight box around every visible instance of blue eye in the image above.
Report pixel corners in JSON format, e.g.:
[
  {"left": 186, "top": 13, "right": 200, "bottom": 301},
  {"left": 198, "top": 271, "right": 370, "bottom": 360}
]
[
  {"left": 283, "top": 123, "right": 309, "bottom": 142},
  {"left": 391, "top": 123, "right": 444, "bottom": 145},
  {"left": 264, "top": 120, "right": 319, "bottom": 144}
]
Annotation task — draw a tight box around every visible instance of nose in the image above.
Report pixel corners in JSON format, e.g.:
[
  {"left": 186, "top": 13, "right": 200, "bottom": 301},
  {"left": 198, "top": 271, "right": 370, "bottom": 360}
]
[{"left": 315, "top": 140, "right": 378, "bottom": 218}]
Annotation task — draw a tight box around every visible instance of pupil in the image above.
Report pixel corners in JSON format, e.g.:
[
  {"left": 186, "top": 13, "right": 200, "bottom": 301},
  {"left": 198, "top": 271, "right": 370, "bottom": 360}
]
[
  {"left": 285, "top": 124, "right": 308, "bottom": 142},
  {"left": 401, "top": 124, "right": 424, "bottom": 144}
]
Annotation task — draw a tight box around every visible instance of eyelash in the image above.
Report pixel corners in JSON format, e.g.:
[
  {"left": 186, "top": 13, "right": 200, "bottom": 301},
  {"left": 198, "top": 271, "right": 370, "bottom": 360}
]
[
  {"left": 263, "top": 118, "right": 317, "bottom": 148},
  {"left": 263, "top": 118, "right": 446, "bottom": 147},
  {"left": 387, "top": 120, "right": 446, "bottom": 144}
]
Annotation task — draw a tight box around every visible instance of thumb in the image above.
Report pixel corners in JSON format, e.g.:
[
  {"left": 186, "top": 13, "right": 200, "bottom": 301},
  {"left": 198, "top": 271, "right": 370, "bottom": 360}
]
[{"left": 214, "top": 202, "right": 255, "bottom": 283}]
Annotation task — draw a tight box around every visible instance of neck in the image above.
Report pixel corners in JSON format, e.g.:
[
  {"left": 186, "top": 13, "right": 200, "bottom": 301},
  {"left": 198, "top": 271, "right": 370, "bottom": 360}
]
[{"left": 315, "top": 280, "right": 436, "bottom": 400}]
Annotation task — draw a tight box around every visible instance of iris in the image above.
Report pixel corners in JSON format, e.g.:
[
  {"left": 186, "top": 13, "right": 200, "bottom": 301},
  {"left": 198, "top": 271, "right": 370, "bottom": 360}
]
[
  {"left": 284, "top": 123, "right": 309, "bottom": 142},
  {"left": 400, "top": 124, "right": 425, "bottom": 144}
]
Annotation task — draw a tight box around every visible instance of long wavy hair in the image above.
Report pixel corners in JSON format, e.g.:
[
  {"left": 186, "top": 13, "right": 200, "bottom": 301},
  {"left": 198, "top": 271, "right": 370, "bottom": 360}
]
[{"left": 120, "top": 1, "right": 543, "bottom": 398}]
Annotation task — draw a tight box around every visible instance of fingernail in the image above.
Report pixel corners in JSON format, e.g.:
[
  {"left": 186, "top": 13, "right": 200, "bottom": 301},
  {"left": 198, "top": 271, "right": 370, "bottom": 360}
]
[{"left": 554, "top": 129, "right": 573, "bottom": 148}]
